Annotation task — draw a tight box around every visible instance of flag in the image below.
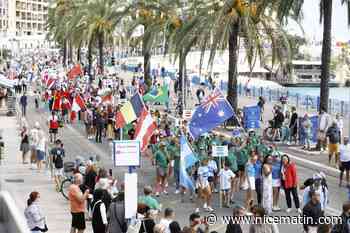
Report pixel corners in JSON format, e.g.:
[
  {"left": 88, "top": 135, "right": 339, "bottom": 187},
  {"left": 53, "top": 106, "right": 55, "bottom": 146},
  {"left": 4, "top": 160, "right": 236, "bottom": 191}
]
[
  {"left": 134, "top": 109, "right": 157, "bottom": 152},
  {"left": 70, "top": 95, "right": 86, "bottom": 122},
  {"left": 52, "top": 91, "right": 62, "bottom": 111},
  {"left": 115, "top": 93, "right": 145, "bottom": 129},
  {"left": 180, "top": 135, "right": 198, "bottom": 191},
  {"left": 46, "top": 77, "right": 56, "bottom": 89},
  {"left": 101, "top": 93, "right": 113, "bottom": 104},
  {"left": 188, "top": 88, "right": 234, "bottom": 139},
  {"left": 68, "top": 64, "right": 83, "bottom": 80},
  {"left": 143, "top": 85, "right": 169, "bottom": 103}
]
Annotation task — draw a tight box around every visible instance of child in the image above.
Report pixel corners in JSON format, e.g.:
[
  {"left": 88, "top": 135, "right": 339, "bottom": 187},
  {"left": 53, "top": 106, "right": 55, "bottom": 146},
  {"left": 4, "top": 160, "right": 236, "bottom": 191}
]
[{"left": 219, "top": 162, "right": 236, "bottom": 208}]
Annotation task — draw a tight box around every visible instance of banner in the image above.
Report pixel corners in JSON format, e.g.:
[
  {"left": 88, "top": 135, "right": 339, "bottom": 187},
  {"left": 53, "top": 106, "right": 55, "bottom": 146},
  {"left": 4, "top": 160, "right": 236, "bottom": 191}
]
[{"left": 243, "top": 105, "right": 261, "bottom": 129}]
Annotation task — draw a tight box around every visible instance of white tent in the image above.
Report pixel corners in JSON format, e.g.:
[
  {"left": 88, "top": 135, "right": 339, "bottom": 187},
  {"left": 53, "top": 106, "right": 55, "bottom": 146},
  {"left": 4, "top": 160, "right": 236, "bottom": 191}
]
[{"left": 0, "top": 75, "right": 16, "bottom": 88}]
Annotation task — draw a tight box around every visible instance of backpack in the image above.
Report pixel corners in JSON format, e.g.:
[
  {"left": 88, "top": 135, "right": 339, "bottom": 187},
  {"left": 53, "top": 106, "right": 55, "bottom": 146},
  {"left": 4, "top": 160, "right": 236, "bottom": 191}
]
[{"left": 54, "top": 153, "right": 63, "bottom": 169}]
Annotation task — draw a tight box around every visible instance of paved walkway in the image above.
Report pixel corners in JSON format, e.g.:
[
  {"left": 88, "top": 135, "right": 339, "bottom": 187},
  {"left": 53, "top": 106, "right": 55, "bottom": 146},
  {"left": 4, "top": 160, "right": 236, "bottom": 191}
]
[{"left": 0, "top": 115, "right": 93, "bottom": 233}]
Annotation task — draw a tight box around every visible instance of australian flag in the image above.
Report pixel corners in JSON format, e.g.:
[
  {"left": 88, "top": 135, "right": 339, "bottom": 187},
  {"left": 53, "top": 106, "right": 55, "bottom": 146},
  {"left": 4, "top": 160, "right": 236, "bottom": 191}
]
[{"left": 188, "top": 88, "right": 234, "bottom": 139}]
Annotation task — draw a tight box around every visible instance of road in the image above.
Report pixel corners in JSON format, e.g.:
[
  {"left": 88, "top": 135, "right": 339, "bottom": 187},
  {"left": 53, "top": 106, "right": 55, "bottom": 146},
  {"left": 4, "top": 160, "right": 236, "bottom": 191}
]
[{"left": 0, "top": 74, "right": 348, "bottom": 232}]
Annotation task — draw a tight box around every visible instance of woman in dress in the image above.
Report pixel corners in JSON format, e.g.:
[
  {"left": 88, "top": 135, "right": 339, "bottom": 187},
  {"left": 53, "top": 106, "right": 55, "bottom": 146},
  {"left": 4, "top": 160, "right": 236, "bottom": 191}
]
[{"left": 262, "top": 155, "right": 273, "bottom": 214}]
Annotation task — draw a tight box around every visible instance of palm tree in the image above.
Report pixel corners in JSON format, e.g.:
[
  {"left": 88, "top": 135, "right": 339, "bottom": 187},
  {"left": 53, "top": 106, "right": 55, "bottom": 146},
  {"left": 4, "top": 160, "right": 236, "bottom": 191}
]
[{"left": 182, "top": 0, "right": 291, "bottom": 112}]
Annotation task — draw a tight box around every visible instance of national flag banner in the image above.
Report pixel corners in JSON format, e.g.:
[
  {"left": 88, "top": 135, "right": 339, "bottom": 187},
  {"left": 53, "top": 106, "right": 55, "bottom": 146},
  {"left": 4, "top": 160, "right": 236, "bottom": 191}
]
[
  {"left": 115, "top": 93, "right": 145, "bottom": 129},
  {"left": 68, "top": 64, "right": 83, "bottom": 80},
  {"left": 143, "top": 85, "right": 169, "bottom": 104},
  {"left": 52, "top": 91, "right": 62, "bottom": 111},
  {"left": 134, "top": 109, "right": 157, "bottom": 152},
  {"left": 46, "top": 77, "right": 56, "bottom": 89},
  {"left": 180, "top": 135, "right": 198, "bottom": 191},
  {"left": 70, "top": 95, "right": 86, "bottom": 122},
  {"left": 188, "top": 88, "right": 234, "bottom": 139}
]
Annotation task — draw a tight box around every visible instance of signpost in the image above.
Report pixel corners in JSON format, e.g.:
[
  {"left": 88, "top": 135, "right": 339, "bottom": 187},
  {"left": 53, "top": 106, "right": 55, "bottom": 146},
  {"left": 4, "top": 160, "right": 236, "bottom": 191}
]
[
  {"left": 212, "top": 145, "right": 228, "bottom": 208},
  {"left": 112, "top": 140, "right": 140, "bottom": 167},
  {"left": 183, "top": 109, "right": 193, "bottom": 121}
]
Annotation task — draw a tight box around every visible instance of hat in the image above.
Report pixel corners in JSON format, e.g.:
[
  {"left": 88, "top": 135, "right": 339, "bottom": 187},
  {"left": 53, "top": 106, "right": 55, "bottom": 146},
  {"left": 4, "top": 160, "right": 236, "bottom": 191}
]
[{"left": 313, "top": 173, "right": 322, "bottom": 180}]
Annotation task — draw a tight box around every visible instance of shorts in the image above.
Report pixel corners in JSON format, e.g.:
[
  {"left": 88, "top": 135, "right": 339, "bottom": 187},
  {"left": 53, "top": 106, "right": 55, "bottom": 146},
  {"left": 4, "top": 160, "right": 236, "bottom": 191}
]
[
  {"left": 198, "top": 186, "right": 211, "bottom": 198},
  {"left": 221, "top": 189, "right": 230, "bottom": 193},
  {"left": 248, "top": 177, "right": 256, "bottom": 190},
  {"left": 36, "top": 150, "right": 45, "bottom": 161},
  {"left": 49, "top": 128, "right": 58, "bottom": 134},
  {"left": 54, "top": 168, "right": 63, "bottom": 176},
  {"left": 272, "top": 179, "right": 281, "bottom": 187},
  {"left": 340, "top": 161, "right": 350, "bottom": 171},
  {"left": 328, "top": 144, "right": 339, "bottom": 154},
  {"left": 208, "top": 176, "right": 214, "bottom": 183},
  {"left": 157, "top": 167, "right": 168, "bottom": 177},
  {"left": 71, "top": 212, "right": 86, "bottom": 230}
]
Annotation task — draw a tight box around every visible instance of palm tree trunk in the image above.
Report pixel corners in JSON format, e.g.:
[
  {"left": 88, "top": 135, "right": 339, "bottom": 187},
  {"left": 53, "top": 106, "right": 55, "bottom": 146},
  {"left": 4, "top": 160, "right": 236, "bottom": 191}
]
[
  {"left": 68, "top": 40, "right": 73, "bottom": 64},
  {"left": 63, "top": 38, "right": 67, "bottom": 67},
  {"left": 98, "top": 32, "right": 104, "bottom": 74},
  {"left": 88, "top": 38, "right": 93, "bottom": 80},
  {"left": 320, "top": 0, "right": 332, "bottom": 113},
  {"left": 77, "top": 42, "right": 82, "bottom": 62},
  {"left": 143, "top": 25, "right": 151, "bottom": 89},
  {"left": 228, "top": 22, "right": 240, "bottom": 114}
]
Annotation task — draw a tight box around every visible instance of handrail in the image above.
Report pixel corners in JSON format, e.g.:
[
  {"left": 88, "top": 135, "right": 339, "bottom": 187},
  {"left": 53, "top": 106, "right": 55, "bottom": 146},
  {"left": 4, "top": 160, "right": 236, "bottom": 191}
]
[{"left": 0, "top": 191, "right": 30, "bottom": 233}]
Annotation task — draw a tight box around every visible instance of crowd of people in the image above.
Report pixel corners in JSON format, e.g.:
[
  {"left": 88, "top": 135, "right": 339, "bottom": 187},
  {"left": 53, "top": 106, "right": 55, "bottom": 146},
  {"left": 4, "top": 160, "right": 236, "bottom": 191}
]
[{"left": 4, "top": 56, "right": 348, "bottom": 233}]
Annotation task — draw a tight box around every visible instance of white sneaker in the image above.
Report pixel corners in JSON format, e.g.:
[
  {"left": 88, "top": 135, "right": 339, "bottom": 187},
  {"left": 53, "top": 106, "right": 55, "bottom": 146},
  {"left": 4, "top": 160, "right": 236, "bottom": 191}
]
[
  {"left": 174, "top": 189, "right": 180, "bottom": 194},
  {"left": 203, "top": 203, "right": 208, "bottom": 209},
  {"left": 297, "top": 208, "right": 302, "bottom": 214},
  {"left": 207, "top": 206, "right": 214, "bottom": 212},
  {"left": 163, "top": 190, "right": 168, "bottom": 195},
  {"left": 195, "top": 208, "right": 200, "bottom": 213},
  {"left": 286, "top": 208, "right": 292, "bottom": 213},
  {"left": 155, "top": 192, "right": 159, "bottom": 197},
  {"left": 272, "top": 206, "right": 281, "bottom": 212}
]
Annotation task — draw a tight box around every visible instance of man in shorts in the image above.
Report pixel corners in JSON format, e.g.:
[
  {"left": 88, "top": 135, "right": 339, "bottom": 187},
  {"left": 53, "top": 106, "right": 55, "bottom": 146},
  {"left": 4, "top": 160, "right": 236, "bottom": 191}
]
[
  {"left": 339, "top": 137, "right": 350, "bottom": 187},
  {"left": 48, "top": 111, "right": 59, "bottom": 143},
  {"left": 51, "top": 139, "right": 65, "bottom": 191},
  {"left": 68, "top": 173, "right": 89, "bottom": 233},
  {"left": 326, "top": 122, "right": 341, "bottom": 166},
  {"left": 196, "top": 159, "right": 213, "bottom": 212}
]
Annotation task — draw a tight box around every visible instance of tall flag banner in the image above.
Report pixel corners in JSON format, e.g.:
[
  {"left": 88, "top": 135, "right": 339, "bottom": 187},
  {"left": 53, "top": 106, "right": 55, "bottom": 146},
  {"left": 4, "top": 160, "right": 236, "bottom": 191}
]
[
  {"left": 134, "top": 109, "right": 157, "bottom": 152},
  {"left": 180, "top": 135, "right": 198, "bottom": 191},
  {"left": 115, "top": 93, "right": 145, "bottom": 129},
  {"left": 188, "top": 88, "right": 234, "bottom": 139},
  {"left": 71, "top": 95, "right": 86, "bottom": 122},
  {"left": 143, "top": 85, "right": 169, "bottom": 104},
  {"left": 68, "top": 64, "right": 83, "bottom": 80}
]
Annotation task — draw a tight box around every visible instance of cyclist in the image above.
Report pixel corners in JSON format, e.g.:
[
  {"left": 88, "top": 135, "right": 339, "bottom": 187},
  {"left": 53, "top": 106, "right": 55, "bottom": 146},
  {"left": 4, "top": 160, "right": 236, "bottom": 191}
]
[{"left": 51, "top": 139, "right": 65, "bottom": 191}]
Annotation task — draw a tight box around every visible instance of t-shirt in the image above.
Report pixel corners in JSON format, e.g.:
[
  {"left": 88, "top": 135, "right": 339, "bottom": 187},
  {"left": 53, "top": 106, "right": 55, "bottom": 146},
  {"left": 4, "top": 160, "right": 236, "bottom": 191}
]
[
  {"left": 207, "top": 160, "right": 218, "bottom": 177},
  {"left": 340, "top": 144, "right": 350, "bottom": 162},
  {"left": 155, "top": 151, "right": 168, "bottom": 168},
  {"left": 219, "top": 169, "right": 235, "bottom": 190},
  {"left": 197, "top": 166, "right": 210, "bottom": 187},
  {"left": 227, "top": 151, "right": 238, "bottom": 172},
  {"left": 159, "top": 218, "right": 172, "bottom": 233},
  {"left": 138, "top": 195, "right": 161, "bottom": 210},
  {"left": 51, "top": 147, "right": 65, "bottom": 169},
  {"left": 68, "top": 184, "right": 86, "bottom": 213},
  {"left": 48, "top": 115, "right": 59, "bottom": 129}
]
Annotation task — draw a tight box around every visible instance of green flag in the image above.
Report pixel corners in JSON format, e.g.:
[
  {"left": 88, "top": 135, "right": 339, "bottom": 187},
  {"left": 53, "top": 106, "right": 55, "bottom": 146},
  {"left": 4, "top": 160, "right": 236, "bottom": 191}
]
[{"left": 143, "top": 85, "right": 169, "bottom": 104}]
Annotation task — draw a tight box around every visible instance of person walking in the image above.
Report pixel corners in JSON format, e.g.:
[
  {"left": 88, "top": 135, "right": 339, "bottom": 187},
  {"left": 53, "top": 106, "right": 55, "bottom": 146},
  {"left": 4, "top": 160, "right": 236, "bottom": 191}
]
[
  {"left": 197, "top": 159, "right": 214, "bottom": 212},
  {"left": 289, "top": 107, "right": 298, "bottom": 145},
  {"left": 302, "top": 114, "right": 312, "bottom": 151},
  {"left": 281, "top": 154, "right": 301, "bottom": 214},
  {"left": 326, "top": 122, "right": 341, "bottom": 166},
  {"left": 20, "top": 92, "right": 28, "bottom": 117},
  {"left": 91, "top": 189, "right": 108, "bottom": 233},
  {"left": 68, "top": 173, "right": 90, "bottom": 233},
  {"left": 20, "top": 125, "right": 30, "bottom": 164},
  {"left": 48, "top": 111, "right": 59, "bottom": 143},
  {"left": 29, "top": 122, "right": 40, "bottom": 168},
  {"left": 36, "top": 130, "right": 46, "bottom": 171},
  {"left": 303, "top": 191, "right": 323, "bottom": 233},
  {"left": 318, "top": 109, "right": 330, "bottom": 152},
  {"left": 335, "top": 113, "right": 344, "bottom": 141},
  {"left": 271, "top": 154, "right": 281, "bottom": 212},
  {"left": 51, "top": 139, "right": 65, "bottom": 191},
  {"left": 339, "top": 137, "right": 350, "bottom": 187},
  {"left": 24, "top": 191, "right": 47, "bottom": 233}
]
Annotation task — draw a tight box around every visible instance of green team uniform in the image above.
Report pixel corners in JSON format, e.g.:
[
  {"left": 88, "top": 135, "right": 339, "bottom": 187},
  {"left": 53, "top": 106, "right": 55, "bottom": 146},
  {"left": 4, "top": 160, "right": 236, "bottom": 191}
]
[
  {"left": 155, "top": 150, "right": 168, "bottom": 169},
  {"left": 227, "top": 150, "right": 238, "bottom": 173},
  {"left": 236, "top": 148, "right": 249, "bottom": 170}
]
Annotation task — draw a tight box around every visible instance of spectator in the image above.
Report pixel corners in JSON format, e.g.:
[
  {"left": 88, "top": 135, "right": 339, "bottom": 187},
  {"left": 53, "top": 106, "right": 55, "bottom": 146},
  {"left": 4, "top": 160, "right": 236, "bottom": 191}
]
[
  {"left": 262, "top": 155, "right": 273, "bottom": 214},
  {"left": 302, "top": 113, "right": 312, "bottom": 151},
  {"left": 303, "top": 174, "right": 329, "bottom": 211},
  {"left": 318, "top": 108, "right": 330, "bottom": 152},
  {"left": 68, "top": 173, "right": 90, "bottom": 233},
  {"left": 139, "top": 205, "right": 156, "bottom": 233},
  {"left": 29, "top": 122, "right": 40, "bottom": 167},
  {"left": 225, "top": 206, "right": 245, "bottom": 233},
  {"left": 249, "top": 206, "right": 279, "bottom": 233},
  {"left": 281, "top": 154, "right": 301, "bottom": 214},
  {"left": 303, "top": 191, "right": 323, "bottom": 233},
  {"left": 108, "top": 192, "right": 128, "bottom": 233},
  {"left": 159, "top": 208, "right": 175, "bottom": 233},
  {"left": 289, "top": 106, "right": 298, "bottom": 145},
  {"left": 36, "top": 130, "right": 46, "bottom": 171},
  {"left": 139, "top": 185, "right": 161, "bottom": 211},
  {"left": 169, "top": 221, "right": 182, "bottom": 233},
  {"left": 339, "top": 137, "right": 350, "bottom": 187},
  {"left": 331, "top": 202, "right": 350, "bottom": 233},
  {"left": 257, "top": 96, "right": 265, "bottom": 122},
  {"left": 271, "top": 153, "right": 281, "bottom": 212},
  {"left": 335, "top": 113, "right": 343, "bottom": 141},
  {"left": 91, "top": 189, "right": 108, "bottom": 233},
  {"left": 24, "top": 191, "right": 47, "bottom": 233},
  {"left": 326, "top": 122, "right": 341, "bottom": 166},
  {"left": 20, "top": 125, "right": 30, "bottom": 164},
  {"left": 154, "top": 224, "right": 167, "bottom": 233},
  {"left": 51, "top": 139, "right": 65, "bottom": 191},
  {"left": 189, "top": 213, "right": 209, "bottom": 233}
]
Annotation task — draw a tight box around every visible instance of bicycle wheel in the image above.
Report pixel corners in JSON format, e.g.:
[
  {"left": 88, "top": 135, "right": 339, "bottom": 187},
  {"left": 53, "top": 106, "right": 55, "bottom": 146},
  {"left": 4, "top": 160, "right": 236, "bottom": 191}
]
[{"left": 60, "top": 178, "right": 72, "bottom": 200}]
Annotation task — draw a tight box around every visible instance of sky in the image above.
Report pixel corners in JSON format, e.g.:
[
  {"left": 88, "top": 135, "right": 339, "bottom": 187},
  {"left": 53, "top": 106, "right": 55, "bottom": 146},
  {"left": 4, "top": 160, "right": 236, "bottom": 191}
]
[{"left": 289, "top": 0, "right": 350, "bottom": 41}]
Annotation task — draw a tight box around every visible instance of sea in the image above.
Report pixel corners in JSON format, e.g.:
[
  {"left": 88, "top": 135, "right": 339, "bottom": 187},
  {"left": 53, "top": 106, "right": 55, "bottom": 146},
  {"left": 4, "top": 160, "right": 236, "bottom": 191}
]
[{"left": 287, "top": 87, "right": 350, "bottom": 102}]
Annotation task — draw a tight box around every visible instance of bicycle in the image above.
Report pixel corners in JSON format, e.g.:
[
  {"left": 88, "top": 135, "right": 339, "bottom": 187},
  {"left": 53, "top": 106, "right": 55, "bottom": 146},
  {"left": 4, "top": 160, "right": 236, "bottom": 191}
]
[{"left": 60, "top": 161, "right": 75, "bottom": 200}]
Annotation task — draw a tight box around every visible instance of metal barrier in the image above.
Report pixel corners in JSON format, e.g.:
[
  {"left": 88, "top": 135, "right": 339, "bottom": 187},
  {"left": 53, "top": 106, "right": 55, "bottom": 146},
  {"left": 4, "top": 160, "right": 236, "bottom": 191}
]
[{"left": 0, "top": 191, "right": 29, "bottom": 233}]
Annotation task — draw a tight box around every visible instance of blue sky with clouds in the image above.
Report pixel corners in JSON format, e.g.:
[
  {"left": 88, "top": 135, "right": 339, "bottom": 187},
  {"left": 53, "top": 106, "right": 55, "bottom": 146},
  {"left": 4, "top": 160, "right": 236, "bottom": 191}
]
[{"left": 290, "top": 0, "right": 350, "bottom": 41}]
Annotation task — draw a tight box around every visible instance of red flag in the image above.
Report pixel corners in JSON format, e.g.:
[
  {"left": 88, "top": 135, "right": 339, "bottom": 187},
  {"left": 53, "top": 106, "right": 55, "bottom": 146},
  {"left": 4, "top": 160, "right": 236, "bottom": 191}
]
[
  {"left": 134, "top": 109, "right": 157, "bottom": 152},
  {"left": 115, "top": 111, "right": 126, "bottom": 129},
  {"left": 101, "top": 93, "right": 112, "bottom": 104},
  {"left": 68, "top": 64, "right": 83, "bottom": 80},
  {"left": 52, "top": 92, "right": 62, "bottom": 111},
  {"left": 70, "top": 111, "right": 77, "bottom": 122},
  {"left": 72, "top": 95, "right": 86, "bottom": 112}
]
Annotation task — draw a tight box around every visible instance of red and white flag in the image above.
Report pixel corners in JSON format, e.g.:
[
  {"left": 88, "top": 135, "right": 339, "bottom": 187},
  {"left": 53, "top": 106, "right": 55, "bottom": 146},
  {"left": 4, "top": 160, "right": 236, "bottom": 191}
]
[
  {"left": 46, "top": 77, "right": 56, "bottom": 89},
  {"left": 134, "top": 109, "right": 157, "bottom": 152},
  {"left": 70, "top": 95, "right": 86, "bottom": 122}
]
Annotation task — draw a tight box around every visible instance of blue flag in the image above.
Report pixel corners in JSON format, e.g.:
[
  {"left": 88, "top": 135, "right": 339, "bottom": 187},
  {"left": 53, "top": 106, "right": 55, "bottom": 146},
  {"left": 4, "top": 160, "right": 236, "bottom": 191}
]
[
  {"left": 180, "top": 135, "right": 197, "bottom": 191},
  {"left": 188, "top": 88, "right": 234, "bottom": 139}
]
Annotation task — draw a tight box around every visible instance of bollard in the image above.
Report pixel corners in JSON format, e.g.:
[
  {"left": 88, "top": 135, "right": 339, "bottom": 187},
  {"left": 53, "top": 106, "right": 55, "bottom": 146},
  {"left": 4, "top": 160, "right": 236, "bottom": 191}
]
[
  {"left": 296, "top": 94, "right": 299, "bottom": 109},
  {"left": 341, "top": 101, "right": 344, "bottom": 116}
]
